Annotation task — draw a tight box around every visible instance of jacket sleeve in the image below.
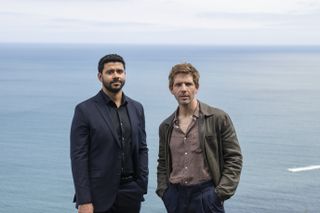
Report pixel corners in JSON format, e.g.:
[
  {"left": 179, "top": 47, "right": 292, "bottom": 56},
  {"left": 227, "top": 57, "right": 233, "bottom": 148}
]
[
  {"left": 70, "top": 105, "right": 92, "bottom": 205},
  {"left": 156, "top": 124, "right": 168, "bottom": 198},
  {"left": 215, "top": 113, "right": 243, "bottom": 200},
  {"left": 136, "top": 104, "right": 149, "bottom": 194}
]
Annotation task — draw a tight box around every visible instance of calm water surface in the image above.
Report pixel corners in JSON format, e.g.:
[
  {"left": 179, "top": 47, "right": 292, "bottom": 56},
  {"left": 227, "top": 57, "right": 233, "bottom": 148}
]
[{"left": 0, "top": 44, "right": 319, "bottom": 213}]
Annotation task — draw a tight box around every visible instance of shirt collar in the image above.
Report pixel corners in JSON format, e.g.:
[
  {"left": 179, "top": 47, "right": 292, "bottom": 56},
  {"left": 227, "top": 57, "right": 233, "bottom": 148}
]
[
  {"left": 173, "top": 101, "right": 200, "bottom": 124},
  {"left": 100, "top": 90, "right": 128, "bottom": 107}
]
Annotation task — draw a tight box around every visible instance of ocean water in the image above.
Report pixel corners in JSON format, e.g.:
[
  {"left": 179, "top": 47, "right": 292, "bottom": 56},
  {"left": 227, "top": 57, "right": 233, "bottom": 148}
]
[{"left": 0, "top": 44, "right": 319, "bottom": 213}]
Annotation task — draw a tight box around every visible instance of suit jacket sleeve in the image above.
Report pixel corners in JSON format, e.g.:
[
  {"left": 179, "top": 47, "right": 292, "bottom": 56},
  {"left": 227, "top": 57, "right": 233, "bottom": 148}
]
[
  {"left": 136, "top": 104, "right": 149, "bottom": 194},
  {"left": 70, "top": 104, "right": 92, "bottom": 205}
]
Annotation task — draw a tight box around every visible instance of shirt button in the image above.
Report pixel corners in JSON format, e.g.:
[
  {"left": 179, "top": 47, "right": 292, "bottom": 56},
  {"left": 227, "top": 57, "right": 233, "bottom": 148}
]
[
  {"left": 185, "top": 152, "right": 188, "bottom": 155},
  {"left": 185, "top": 166, "right": 188, "bottom": 169},
  {"left": 185, "top": 181, "right": 188, "bottom": 184}
]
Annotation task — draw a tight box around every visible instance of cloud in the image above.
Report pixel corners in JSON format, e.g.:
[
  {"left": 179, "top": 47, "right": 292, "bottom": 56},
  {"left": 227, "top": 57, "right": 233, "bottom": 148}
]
[
  {"left": 0, "top": 0, "right": 319, "bottom": 44},
  {"left": 18, "top": 0, "right": 129, "bottom": 1},
  {"left": 48, "top": 18, "right": 154, "bottom": 30},
  {"left": 196, "top": 9, "right": 320, "bottom": 30},
  {"left": 0, "top": 11, "right": 29, "bottom": 16}
]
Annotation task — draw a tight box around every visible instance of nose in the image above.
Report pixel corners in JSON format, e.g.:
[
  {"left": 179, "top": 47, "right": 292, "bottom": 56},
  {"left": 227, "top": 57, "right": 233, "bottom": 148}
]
[
  {"left": 113, "top": 71, "right": 120, "bottom": 78},
  {"left": 112, "top": 72, "right": 121, "bottom": 80},
  {"left": 180, "top": 83, "right": 187, "bottom": 91}
]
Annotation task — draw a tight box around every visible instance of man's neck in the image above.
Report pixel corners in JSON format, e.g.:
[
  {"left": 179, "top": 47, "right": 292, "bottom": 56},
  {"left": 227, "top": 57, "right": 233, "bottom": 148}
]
[
  {"left": 102, "top": 88, "right": 123, "bottom": 108},
  {"left": 178, "top": 99, "right": 198, "bottom": 118}
]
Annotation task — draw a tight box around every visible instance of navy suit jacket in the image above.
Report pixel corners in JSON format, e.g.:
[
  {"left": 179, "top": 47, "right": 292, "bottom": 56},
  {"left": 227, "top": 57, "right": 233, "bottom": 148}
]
[{"left": 70, "top": 91, "right": 148, "bottom": 212}]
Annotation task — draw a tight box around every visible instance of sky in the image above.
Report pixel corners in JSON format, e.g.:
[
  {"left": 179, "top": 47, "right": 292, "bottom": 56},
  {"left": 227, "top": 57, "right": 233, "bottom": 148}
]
[{"left": 1, "top": 0, "right": 320, "bottom": 45}]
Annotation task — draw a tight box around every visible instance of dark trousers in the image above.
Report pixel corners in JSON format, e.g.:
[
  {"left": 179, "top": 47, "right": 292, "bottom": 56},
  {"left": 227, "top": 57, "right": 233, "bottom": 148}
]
[
  {"left": 95, "top": 181, "right": 143, "bottom": 213},
  {"left": 162, "top": 181, "right": 225, "bottom": 213}
]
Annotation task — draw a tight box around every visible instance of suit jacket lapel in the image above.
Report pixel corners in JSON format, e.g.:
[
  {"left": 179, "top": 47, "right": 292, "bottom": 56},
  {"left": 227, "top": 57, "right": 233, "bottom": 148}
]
[
  {"left": 94, "top": 93, "right": 121, "bottom": 147},
  {"left": 127, "top": 100, "right": 138, "bottom": 146}
]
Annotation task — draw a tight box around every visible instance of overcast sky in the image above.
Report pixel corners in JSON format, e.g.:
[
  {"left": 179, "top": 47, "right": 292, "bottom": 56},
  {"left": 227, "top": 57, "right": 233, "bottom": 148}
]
[{"left": 1, "top": 0, "right": 320, "bottom": 45}]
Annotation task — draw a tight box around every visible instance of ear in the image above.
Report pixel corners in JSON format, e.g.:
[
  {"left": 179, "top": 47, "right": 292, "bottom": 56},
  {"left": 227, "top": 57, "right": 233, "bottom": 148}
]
[
  {"left": 195, "top": 84, "right": 199, "bottom": 93},
  {"left": 97, "top": 72, "right": 102, "bottom": 82},
  {"left": 169, "top": 87, "right": 174, "bottom": 95}
]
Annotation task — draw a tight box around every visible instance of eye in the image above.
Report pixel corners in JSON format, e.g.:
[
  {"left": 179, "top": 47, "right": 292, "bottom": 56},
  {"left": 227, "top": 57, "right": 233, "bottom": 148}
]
[
  {"left": 106, "top": 70, "right": 114, "bottom": 75},
  {"left": 116, "top": 69, "right": 124, "bottom": 74}
]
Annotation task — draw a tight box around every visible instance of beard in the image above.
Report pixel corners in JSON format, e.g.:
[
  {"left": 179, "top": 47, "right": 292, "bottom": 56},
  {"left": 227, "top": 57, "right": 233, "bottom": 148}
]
[{"left": 103, "top": 79, "right": 126, "bottom": 94}]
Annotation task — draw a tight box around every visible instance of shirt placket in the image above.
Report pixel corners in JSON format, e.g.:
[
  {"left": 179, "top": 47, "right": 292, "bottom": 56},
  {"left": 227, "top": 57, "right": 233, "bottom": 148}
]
[{"left": 181, "top": 117, "right": 196, "bottom": 184}]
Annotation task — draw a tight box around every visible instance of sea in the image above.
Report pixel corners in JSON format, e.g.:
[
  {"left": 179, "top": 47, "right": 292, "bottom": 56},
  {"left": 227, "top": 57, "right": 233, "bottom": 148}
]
[{"left": 0, "top": 44, "right": 319, "bottom": 213}]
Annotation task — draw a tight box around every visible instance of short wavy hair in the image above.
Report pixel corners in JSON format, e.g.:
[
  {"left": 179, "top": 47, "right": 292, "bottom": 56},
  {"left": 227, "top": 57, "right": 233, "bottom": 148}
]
[{"left": 168, "top": 63, "right": 200, "bottom": 90}]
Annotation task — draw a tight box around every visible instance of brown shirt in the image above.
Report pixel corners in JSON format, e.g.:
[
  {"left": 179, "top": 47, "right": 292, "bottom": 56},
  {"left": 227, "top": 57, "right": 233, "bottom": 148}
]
[{"left": 169, "top": 104, "right": 211, "bottom": 185}]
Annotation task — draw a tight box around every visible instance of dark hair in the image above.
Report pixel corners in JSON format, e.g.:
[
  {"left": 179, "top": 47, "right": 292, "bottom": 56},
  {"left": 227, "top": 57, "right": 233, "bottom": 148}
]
[
  {"left": 98, "top": 54, "right": 126, "bottom": 73},
  {"left": 168, "top": 63, "right": 200, "bottom": 90}
]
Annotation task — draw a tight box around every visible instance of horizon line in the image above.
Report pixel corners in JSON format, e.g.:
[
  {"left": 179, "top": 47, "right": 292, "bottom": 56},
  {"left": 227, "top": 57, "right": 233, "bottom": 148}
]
[{"left": 1, "top": 42, "right": 320, "bottom": 47}]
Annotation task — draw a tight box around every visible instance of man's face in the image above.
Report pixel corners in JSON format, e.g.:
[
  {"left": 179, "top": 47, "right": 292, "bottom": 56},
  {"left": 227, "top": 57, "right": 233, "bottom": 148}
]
[
  {"left": 171, "top": 73, "right": 198, "bottom": 106},
  {"left": 98, "top": 62, "right": 126, "bottom": 93}
]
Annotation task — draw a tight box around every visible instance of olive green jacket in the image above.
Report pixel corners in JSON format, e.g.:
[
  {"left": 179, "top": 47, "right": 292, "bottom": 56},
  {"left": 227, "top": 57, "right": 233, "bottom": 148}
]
[{"left": 156, "top": 101, "right": 242, "bottom": 201}]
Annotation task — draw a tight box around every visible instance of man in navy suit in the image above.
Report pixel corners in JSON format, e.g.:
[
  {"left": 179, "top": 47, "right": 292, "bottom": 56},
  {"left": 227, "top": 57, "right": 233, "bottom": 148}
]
[{"left": 70, "top": 54, "right": 148, "bottom": 213}]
